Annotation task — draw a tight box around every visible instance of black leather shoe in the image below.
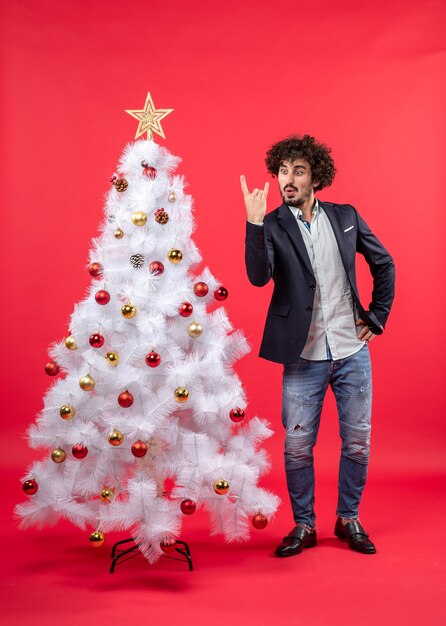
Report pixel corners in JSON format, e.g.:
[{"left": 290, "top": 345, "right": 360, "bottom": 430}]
[
  {"left": 275, "top": 525, "right": 317, "bottom": 557},
  {"left": 334, "top": 517, "right": 376, "bottom": 554}
]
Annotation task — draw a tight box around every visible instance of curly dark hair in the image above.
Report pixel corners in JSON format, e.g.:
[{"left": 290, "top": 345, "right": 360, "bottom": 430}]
[{"left": 265, "top": 134, "right": 336, "bottom": 191}]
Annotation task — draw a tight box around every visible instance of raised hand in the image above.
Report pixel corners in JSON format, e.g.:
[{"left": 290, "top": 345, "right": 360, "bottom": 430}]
[{"left": 240, "top": 175, "right": 269, "bottom": 224}]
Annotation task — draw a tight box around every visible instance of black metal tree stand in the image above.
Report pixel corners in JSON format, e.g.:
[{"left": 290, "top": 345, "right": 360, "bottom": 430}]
[{"left": 110, "top": 537, "right": 193, "bottom": 573}]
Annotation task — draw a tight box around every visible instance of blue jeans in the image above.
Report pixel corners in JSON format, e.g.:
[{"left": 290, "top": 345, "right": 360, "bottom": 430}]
[{"left": 281, "top": 344, "right": 372, "bottom": 528}]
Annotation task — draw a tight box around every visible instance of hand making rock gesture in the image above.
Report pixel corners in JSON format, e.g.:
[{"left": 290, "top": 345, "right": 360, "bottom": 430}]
[{"left": 240, "top": 175, "right": 269, "bottom": 225}]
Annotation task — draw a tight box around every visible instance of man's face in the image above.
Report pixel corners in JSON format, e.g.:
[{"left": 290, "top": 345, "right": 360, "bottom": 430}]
[{"left": 277, "top": 158, "right": 318, "bottom": 208}]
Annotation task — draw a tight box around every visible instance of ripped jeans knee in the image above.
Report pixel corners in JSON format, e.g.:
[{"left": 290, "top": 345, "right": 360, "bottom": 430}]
[
  {"left": 284, "top": 429, "right": 317, "bottom": 471},
  {"left": 340, "top": 421, "right": 371, "bottom": 464}
]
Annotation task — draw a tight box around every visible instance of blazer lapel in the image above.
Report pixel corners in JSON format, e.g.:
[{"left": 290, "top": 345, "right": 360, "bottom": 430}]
[
  {"left": 320, "top": 201, "right": 350, "bottom": 278},
  {"left": 277, "top": 203, "right": 315, "bottom": 280}
]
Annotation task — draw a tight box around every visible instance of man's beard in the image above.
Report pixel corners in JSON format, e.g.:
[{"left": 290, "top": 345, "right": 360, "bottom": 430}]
[{"left": 282, "top": 195, "right": 305, "bottom": 208}]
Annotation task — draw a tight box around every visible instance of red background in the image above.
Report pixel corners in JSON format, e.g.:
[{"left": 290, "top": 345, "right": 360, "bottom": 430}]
[{"left": 1, "top": 1, "right": 445, "bottom": 624}]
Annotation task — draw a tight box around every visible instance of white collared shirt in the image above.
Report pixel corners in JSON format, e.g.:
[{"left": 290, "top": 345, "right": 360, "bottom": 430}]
[{"left": 289, "top": 199, "right": 365, "bottom": 360}]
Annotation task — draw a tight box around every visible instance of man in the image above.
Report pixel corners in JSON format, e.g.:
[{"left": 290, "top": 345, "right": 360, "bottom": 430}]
[{"left": 242, "top": 134, "right": 395, "bottom": 556}]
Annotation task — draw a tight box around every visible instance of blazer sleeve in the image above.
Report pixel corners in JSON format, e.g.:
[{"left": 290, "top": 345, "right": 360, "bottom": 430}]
[
  {"left": 244, "top": 220, "right": 275, "bottom": 287},
  {"left": 354, "top": 208, "right": 396, "bottom": 330}
]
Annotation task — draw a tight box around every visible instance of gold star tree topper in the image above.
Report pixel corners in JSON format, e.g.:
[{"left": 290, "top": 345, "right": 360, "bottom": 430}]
[{"left": 125, "top": 92, "right": 173, "bottom": 140}]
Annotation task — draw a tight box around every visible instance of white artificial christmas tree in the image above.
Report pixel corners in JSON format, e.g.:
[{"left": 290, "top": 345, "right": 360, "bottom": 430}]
[{"left": 16, "top": 93, "right": 280, "bottom": 565}]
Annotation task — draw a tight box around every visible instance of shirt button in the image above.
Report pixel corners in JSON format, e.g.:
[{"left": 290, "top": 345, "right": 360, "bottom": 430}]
[
  {"left": 309, "top": 285, "right": 316, "bottom": 290},
  {"left": 306, "top": 306, "right": 313, "bottom": 312}
]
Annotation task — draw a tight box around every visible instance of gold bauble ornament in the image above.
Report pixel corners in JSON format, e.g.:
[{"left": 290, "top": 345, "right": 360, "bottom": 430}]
[
  {"left": 114, "top": 227, "right": 124, "bottom": 239},
  {"left": 89, "top": 531, "right": 105, "bottom": 547},
  {"left": 174, "top": 387, "right": 189, "bottom": 403},
  {"left": 60, "top": 404, "right": 75, "bottom": 419},
  {"left": 108, "top": 429, "right": 124, "bottom": 446},
  {"left": 105, "top": 351, "right": 119, "bottom": 366},
  {"left": 168, "top": 191, "right": 177, "bottom": 203},
  {"left": 214, "top": 479, "right": 230, "bottom": 495},
  {"left": 187, "top": 321, "right": 203, "bottom": 338},
  {"left": 100, "top": 487, "right": 115, "bottom": 503},
  {"left": 51, "top": 448, "right": 66, "bottom": 463},
  {"left": 79, "top": 374, "right": 95, "bottom": 391},
  {"left": 167, "top": 248, "right": 183, "bottom": 264},
  {"left": 132, "top": 211, "right": 147, "bottom": 226},
  {"left": 121, "top": 304, "right": 137, "bottom": 319},
  {"left": 65, "top": 335, "right": 77, "bottom": 350}
]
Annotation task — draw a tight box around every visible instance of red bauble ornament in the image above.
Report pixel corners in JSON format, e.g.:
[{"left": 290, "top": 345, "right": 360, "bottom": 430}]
[
  {"left": 88, "top": 262, "right": 103, "bottom": 278},
  {"left": 89, "top": 333, "right": 104, "bottom": 348},
  {"left": 45, "top": 361, "right": 59, "bottom": 376},
  {"left": 160, "top": 539, "right": 177, "bottom": 553},
  {"left": 180, "top": 499, "right": 197, "bottom": 515},
  {"left": 23, "top": 479, "right": 38, "bottom": 495},
  {"left": 214, "top": 286, "right": 228, "bottom": 301},
  {"left": 143, "top": 166, "right": 157, "bottom": 179},
  {"left": 149, "top": 261, "right": 164, "bottom": 275},
  {"left": 252, "top": 513, "right": 268, "bottom": 530},
  {"left": 194, "top": 282, "right": 209, "bottom": 297},
  {"left": 145, "top": 352, "right": 161, "bottom": 368},
  {"left": 179, "top": 302, "right": 193, "bottom": 317},
  {"left": 230, "top": 408, "right": 245, "bottom": 423},
  {"left": 131, "top": 441, "right": 148, "bottom": 457},
  {"left": 118, "top": 390, "right": 134, "bottom": 408},
  {"left": 95, "top": 290, "right": 110, "bottom": 305},
  {"left": 72, "top": 444, "right": 88, "bottom": 459}
]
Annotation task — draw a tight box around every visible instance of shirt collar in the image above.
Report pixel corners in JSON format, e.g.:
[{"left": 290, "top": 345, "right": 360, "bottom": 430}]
[{"left": 288, "top": 197, "right": 319, "bottom": 220}]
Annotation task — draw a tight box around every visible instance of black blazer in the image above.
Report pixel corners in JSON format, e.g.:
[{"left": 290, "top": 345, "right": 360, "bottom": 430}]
[{"left": 245, "top": 201, "right": 395, "bottom": 365}]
